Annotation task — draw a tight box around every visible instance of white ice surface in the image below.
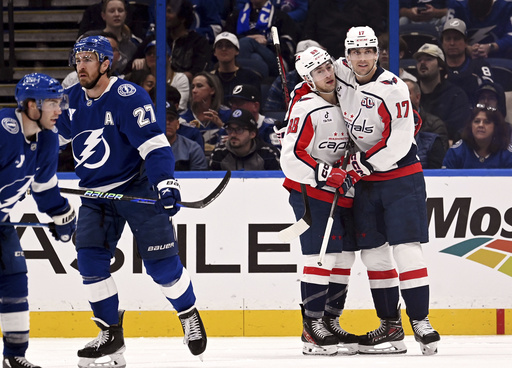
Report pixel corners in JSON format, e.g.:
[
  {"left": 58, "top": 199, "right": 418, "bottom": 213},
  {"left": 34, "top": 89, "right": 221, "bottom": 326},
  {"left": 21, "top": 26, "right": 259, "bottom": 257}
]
[{"left": 24, "top": 335, "right": 512, "bottom": 368}]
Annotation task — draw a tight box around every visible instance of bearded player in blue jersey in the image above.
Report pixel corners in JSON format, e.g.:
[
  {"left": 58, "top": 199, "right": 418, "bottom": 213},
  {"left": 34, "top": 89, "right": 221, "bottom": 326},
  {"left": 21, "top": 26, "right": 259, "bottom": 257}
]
[
  {"left": 0, "top": 73, "right": 76, "bottom": 368},
  {"left": 57, "top": 36, "right": 206, "bottom": 368}
]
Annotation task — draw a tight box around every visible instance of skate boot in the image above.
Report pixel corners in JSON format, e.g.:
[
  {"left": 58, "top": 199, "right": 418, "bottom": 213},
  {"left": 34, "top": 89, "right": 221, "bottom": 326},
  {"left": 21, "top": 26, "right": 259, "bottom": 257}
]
[
  {"left": 178, "top": 306, "right": 207, "bottom": 360},
  {"left": 301, "top": 306, "right": 338, "bottom": 356},
  {"left": 3, "top": 356, "right": 41, "bottom": 368},
  {"left": 77, "top": 310, "right": 126, "bottom": 368},
  {"left": 358, "top": 315, "right": 407, "bottom": 354},
  {"left": 411, "top": 316, "right": 440, "bottom": 355},
  {"left": 322, "top": 315, "right": 359, "bottom": 355}
]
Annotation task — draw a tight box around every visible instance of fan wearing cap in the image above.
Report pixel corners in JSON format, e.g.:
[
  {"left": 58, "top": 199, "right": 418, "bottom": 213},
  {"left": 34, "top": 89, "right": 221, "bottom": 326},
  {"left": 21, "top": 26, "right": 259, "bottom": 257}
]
[
  {"left": 209, "top": 108, "right": 280, "bottom": 170},
  {"left": 210, "top": 32, "right": 262, "bottom": 105},
  {"left": 414, "top": 42, "right": 470, "bottom": 143},
  {"left": 441, "top": 18, "right": 494, "bottom": 101},
  {"left": 226, "top": 84, "right": 281, "bottom": 149},
  {"left": 0, "top": 73, "right": 76, "bottom": 368},
  {"left": 473, "top": 80, "right": 508, "bottom": 120},
  {"left": 128, "top": 40, "right": 190, "bottom": 112}
]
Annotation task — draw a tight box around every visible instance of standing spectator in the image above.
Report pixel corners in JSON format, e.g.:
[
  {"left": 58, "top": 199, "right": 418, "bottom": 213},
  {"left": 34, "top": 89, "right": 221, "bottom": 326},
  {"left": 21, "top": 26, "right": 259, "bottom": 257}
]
[
  {"left": 280, "top": 47, "right": 358, "bottom": 356},
  {"left": 441, "top": 18, "right": 493, "bottom": 101},
  {"left": 1, "top": 73, "right": 76, "bottom": 368},
  {"left": 227, "top": 84, "right": 281, "bottom": 149},
  {"left": 210, "top": 32, "right": 262, "bottom": 105},
  {"left": 167, "top": 0, "right": 212, "bottom": 81},
  {"left": 224, "top": 0, "right": 298, "bottom": 78},
  {"left": 100, "top": 0, "right": 140, "bottom": 73},
  {"left": 447, "top": 0, "right": 512, "bottom": 58},
  {"left": 209, "top": 108, "right": 280, "bottom": 170},
  {"left": 443, "top": 106, "right": 512, "bottom": 168},
  {"left": 303, "top": 0, "right": 388, "bottom": 59},
  {"left": 180, "top": 71, "right": 231, "bottom": 150},
  {"left": 165, "top": 103, "right": 208, "bottom": 170},
  {"left": 236, "top": 0, "right": 309, "bottom": 23},
  {"left": 58, "top": 35, "right": 207, "bottom": 367},
  {"left": 399, "top": 0, "right": 448, "bottom": 28},
  {"left": 190, "top": 0, "right": 223, "bottom": 43},
  {"left": 414, "top": 43, "right": 470, "bottom": 144}
]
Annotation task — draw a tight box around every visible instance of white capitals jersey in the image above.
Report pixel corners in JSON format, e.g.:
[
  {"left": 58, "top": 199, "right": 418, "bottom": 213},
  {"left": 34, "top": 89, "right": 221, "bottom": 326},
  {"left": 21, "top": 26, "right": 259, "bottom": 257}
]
[
  {"left": 333, "top": 60, "right": 422, "bottom": 180},
  {"left": 280, "top": 88, "right": 352, "bottom": 206}
]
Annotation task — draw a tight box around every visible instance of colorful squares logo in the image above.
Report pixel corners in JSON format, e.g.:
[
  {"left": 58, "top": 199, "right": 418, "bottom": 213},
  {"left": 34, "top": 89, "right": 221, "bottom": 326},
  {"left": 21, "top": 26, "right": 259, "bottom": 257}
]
[{"left": 441, "top": 238, "right": 512, "bottom": 277}]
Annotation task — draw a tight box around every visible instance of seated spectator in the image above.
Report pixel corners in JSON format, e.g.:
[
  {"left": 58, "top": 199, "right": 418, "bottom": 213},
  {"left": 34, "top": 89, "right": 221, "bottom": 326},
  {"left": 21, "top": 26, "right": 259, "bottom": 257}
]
[
  {"left": 167, "top": 0, "right": 212, "bottom": 81},
  {"left": 100, "top": 0, "right": 141, "bottom": 73},
  {"left": 224, "top": 0, "right": 298, "bottom": 78},
  {"left": 262, "top": 39, "right": 320, "bottom": 112},
  {"left": 302, "top": 0, "right": 388, "bottom": 59},
  {"left": 165, "top": 102, "right": 208, "bottom": 170},
  {"left": 125, "top": 68, "right": 155, "bottom": 94},
  {"left": 236, "top": 0, "right": 309, "bottom": 23},
  {"left": 442, "top": 106, "right": 512, "bottom": 168},
  {"left": 473, "top": 81, "right": 508, "bottom": 120},
  {"left": 130, "top": 40, "right": 190, "bottom": 112},
  {"left": 447, "top": 0, "right": 512, "bottom": 59},
  {"left": 399, "top": 0, "right": 448, "bottom": 28},
  {"left": 414, "top": 43, "right": 470, "bottom": 144},
  {"left": 62, "top": 31, "right": 124, "bottom": 88},
  {"left": 378, "top": 33, "right": 418, "bottom": 81},
  {"left": 226, "top": 84, "right": 281, "bottom": 149},
  {"left": 180, "top": 71, "right": 231, "bottom": 151},
  {"left": 441, "top": 18, "right": 493, "bottom": 100},
  {"left": 210, "top": 32, "right": 262, "bottom": 105},
  {"left": 209, "top": 108, "right": 281, "bottom": 170},
  {"left": 190, "top": 0, "right": 223, "bottom": 43}
]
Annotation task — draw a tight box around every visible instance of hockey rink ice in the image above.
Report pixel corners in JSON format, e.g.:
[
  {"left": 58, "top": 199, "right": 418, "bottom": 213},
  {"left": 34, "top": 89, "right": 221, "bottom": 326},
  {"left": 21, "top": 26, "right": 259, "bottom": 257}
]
[{"left": 26, "top": 335, "right": 512, "bottom": 367}]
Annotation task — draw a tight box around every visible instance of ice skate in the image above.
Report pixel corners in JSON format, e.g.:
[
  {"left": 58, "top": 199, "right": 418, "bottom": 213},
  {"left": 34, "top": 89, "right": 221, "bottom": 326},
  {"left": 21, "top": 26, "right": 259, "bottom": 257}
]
[
  {"left": 3, "top": 356, "right": 41, "bottom": 368},
  {"left": 358, "top": 315, "right": 407, "bottom": 354},
  {"left": 178, "top": 306, "right": 207, "bottom": 360},
  {"left": 411, "top": 317, "right": 440, "bottom": 355},
  {"left": 301, "top": 307, "right": 338, "bottom": 356},
  {"left": 77, "top": 310, "right": 126, "bottom": 368},
  {"left": 322, "top": 316, "right": 359, "bottom": 355}
]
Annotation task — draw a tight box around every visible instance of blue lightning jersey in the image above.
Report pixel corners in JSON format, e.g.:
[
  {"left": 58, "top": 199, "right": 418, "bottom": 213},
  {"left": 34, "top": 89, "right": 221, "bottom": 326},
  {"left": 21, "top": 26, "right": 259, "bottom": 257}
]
[
  {"left": 57, "top": 77, "right": 175, "bottom": 191},
  {"left": 0, "top": 108, "right": 67, "bottom": 222}
]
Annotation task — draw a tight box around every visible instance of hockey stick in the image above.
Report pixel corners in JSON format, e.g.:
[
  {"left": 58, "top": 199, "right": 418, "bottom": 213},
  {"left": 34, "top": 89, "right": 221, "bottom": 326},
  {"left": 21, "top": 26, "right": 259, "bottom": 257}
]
[
  {"left": 278, "top": 184, "right": 312, "bottom": 242},
  {"left": 57, "top": 170, "right": 231, "bottom": 209},
  {"left": 317, "top": 152, "right": 350, "bottom": 266},
  {"left": 271, "top": 26, "right": 290, "bottom": 107},
  {"left": 0, "top": 222, "right": 49, "bottom": 228}
]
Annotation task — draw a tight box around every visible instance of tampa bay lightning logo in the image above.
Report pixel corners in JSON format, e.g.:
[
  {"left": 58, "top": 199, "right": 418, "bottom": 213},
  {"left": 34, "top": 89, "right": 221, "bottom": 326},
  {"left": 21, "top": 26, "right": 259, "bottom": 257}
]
[
  {"left": 1, "top": 118, "right": 19, "bottom": 134},
  {"left": 73, "top": 128, "right": 111, "bottom": 169},
  {"left": 118, "top": 84, "right": 137, "bottom": 97}
]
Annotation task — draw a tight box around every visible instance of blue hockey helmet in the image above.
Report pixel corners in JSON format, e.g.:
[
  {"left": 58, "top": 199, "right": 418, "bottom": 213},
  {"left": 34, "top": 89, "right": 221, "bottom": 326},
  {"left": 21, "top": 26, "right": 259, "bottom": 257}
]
[
  {"left": 15, "top": 73, "right": 67, "bottom": 110},
  {"left": 70, "top": 35, "right": 114, "bottom": 69}
]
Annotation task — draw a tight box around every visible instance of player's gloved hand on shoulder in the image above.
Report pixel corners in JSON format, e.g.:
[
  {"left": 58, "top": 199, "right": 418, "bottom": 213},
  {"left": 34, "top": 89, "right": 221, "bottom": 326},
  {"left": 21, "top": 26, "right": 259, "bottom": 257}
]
[
  {"left": 49, "top": 202, "right": 76, "bottom": 242},
  {"left": 343, "top": 152, "right": 374, "bottom": 192},
  {"left": 315, "top": 163, "right": 348, "bottom": 193},
  {"left": 155, "top": 179, "right": 181, "bottom": 217}
]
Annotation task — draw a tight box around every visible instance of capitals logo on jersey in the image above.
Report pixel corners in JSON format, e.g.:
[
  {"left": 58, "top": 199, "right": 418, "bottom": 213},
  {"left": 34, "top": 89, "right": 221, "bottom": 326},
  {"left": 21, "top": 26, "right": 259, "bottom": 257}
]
[
  {"left": 361, "top": 97, "right": 375, "bottom": 108},
  {"left": 381, "top": 77, "right": 398, "bottom": 85},
  {"left": 73, "top": 128, "right": 111, "bottom": 169}
]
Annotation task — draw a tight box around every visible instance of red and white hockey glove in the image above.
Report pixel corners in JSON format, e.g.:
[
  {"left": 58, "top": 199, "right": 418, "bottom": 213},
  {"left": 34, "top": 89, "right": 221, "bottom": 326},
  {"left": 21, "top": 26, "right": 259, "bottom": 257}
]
[
  {"left": 315, "top": 163, "right": 348, "bottom": 193},
  {"left": 343, "top": 152, "right": 374, "bottom": 192}
]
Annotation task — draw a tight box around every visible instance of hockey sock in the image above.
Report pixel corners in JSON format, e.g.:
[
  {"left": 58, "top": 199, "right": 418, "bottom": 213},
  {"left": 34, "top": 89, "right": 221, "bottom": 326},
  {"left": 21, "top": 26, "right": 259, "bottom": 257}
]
[
  {"left": 325, "top": 251, "right": 354, "bottom": 317},
  {"left": 301, "top": 281, "right": 329, "bottom": 319},
  {"left": 0, "top": 273, "right": 29, "bottom": 356}
]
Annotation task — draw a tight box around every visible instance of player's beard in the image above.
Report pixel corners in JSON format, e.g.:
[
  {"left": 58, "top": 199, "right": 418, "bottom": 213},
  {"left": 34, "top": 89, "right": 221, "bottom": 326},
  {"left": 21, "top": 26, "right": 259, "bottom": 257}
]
[{"left": 79, "top": 67, "right": 103, "bottom": 90}]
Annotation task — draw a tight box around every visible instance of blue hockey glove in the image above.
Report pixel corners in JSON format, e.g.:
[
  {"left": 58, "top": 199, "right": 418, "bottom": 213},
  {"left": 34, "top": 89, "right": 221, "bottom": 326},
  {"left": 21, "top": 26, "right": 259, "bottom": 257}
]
[
  {"left": 155, "top": 179, "right": 181, "bottom": 217},
  {"left": 49, "top": 203, "right": 76, "bottom": 242}
]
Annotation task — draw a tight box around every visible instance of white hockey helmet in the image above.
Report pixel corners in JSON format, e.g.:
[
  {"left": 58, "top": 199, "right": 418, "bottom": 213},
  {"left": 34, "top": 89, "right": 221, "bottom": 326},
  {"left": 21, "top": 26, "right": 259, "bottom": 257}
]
[
  {"left": 344, "top": 26, "right": 379, "bottom": 58},
  {"left": 295, "top": 46, "right": 332, "bottom": 83}
]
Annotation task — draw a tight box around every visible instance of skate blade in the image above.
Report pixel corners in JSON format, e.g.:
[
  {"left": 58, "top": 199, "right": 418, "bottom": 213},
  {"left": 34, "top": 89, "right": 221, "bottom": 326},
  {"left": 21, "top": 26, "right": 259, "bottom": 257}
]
[
  {"left": 420, "top": 341, "right": 438, "bottom": 355},
  {"left": 302, "top": 342, "right": 338, "bottom": 356},
  {"left": 358, "top": 340, "right": 407, "bottom": 355},
  {"left": 337, "top": 342, "right": 359, "bottom": 355},
  {"left": 78, "top": 353, "right": 126, "bottom": 368}
]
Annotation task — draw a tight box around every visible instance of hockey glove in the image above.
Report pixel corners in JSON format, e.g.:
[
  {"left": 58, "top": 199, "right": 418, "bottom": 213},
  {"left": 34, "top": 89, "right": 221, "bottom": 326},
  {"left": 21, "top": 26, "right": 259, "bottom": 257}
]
[
  {"left": 155, "top": 179, "right": 181, "bottom": 217},
  {"left": 343, "top": 152, "right": 374, "bottom": 191},
  {"left": 315, "top": 163, "right": 348, "bottom": 193},
  {"left": 49, "top": 202, "right": 76, "bottom": 242}
]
